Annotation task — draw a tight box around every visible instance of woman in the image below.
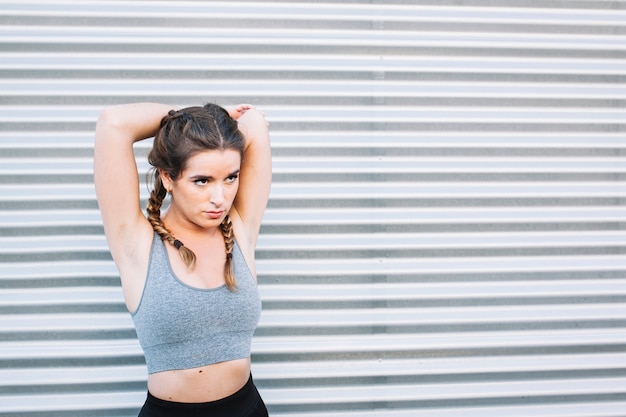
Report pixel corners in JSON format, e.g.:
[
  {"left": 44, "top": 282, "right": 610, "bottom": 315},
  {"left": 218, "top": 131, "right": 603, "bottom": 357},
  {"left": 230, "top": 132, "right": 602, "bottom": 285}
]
[{"left": 94, "top": 102, "right": 271, "bottom": 416}]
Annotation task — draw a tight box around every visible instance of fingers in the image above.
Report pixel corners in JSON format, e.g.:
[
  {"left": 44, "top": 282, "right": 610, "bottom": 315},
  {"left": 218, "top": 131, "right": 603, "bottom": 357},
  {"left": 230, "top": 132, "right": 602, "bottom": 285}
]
[
  {"left": 226, "top": 104, "right": 269, "bottom": 128},
  {"left": 227, "top": 104, "right": 255, "bottom": 120},
  {"left": 236, "top": 104, "right": 255, "bottom": 113}
]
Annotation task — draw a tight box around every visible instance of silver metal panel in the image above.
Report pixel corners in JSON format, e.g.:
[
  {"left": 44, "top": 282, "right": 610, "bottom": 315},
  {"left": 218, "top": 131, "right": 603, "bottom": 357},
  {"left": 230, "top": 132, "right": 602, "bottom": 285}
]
[{"left": 0, "top": 0, "right": 625, "bottom": 416}]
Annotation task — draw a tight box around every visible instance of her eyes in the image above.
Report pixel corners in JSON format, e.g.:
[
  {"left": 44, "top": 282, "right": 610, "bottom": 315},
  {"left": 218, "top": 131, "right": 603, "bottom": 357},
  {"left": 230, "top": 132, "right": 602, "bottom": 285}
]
[{"left": 193, "top": 175, "right": 238, "bottom": 186}]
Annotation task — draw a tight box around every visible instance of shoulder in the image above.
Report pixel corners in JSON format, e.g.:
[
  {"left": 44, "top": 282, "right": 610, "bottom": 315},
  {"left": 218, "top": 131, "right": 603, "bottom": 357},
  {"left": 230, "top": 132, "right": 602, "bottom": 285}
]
[
  {"left": 229, "top": 209, "right": 258, "bottom": 276},
  {"left": 115, "top": 223, "right": 156, "bottom": 312},
  {"left": 112, "top": 222, "right": 155, "bottom": 286}
]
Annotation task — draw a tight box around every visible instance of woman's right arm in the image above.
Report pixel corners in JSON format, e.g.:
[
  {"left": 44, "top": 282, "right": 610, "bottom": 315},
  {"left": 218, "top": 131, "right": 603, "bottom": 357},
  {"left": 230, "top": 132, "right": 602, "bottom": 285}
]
[{"left": 94, "top": 103, "right": 173, "bottom": 267}]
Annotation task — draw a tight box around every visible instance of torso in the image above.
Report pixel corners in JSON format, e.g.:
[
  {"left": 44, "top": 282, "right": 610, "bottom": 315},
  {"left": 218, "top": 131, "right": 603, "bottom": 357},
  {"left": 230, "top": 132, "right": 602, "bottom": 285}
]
[
  {"left": 148, "top": 358, "right": 252, "bottom": 402},
  {"left": 120, "top": 219, "right": 259, "bottom": 403}
]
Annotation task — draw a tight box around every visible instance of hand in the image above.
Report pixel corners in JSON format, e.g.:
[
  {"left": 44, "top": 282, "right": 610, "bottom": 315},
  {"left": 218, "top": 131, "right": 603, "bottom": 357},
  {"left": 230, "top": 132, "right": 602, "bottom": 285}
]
[{"left": 227, "top": 104, "right": 255, "bottom": 120}]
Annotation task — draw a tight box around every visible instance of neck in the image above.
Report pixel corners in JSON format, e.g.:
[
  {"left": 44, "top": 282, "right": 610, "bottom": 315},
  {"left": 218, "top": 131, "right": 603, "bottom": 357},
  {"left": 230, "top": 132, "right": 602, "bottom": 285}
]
[{"left": 161, "top": 211, "right": 221, "bottom": 241}]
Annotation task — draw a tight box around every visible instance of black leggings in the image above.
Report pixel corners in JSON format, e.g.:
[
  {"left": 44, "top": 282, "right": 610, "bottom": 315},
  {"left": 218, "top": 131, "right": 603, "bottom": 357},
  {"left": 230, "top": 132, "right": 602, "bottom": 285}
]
[{"left": 138, "top": 374, "right": 268, "bottom": 417}]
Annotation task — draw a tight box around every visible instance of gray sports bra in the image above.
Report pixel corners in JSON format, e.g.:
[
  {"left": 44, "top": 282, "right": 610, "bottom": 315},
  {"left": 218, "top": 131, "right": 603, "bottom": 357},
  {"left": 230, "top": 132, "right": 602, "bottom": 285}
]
[{"left": 131, "top": 233, "right": 261, "bottom": 374}]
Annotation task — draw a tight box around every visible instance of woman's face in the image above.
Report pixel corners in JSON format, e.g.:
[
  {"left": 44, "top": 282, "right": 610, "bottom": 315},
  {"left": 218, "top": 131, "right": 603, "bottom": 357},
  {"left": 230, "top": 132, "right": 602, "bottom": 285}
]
[{"left": 162, "top": 149, "right": 241, "bottom": 230}]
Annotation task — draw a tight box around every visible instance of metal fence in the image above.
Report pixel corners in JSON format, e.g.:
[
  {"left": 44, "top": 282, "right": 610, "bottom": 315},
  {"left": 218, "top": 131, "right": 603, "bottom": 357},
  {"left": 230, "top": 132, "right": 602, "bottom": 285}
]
[{"left": 0, "top": 1, "right": 625, "bottom": 416}]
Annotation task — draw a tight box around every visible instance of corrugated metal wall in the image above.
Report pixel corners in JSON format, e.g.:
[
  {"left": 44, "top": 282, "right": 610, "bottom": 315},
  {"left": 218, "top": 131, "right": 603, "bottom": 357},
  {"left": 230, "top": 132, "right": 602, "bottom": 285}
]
[{"left": 1, "top": 1, "right": 625, "bottom": 416}]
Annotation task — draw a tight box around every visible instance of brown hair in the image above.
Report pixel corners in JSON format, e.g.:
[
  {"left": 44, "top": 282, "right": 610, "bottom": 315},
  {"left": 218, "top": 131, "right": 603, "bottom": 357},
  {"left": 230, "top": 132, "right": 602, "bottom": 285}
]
[{"left": 146, "top": 104, "right": 245, "bottom": 291}]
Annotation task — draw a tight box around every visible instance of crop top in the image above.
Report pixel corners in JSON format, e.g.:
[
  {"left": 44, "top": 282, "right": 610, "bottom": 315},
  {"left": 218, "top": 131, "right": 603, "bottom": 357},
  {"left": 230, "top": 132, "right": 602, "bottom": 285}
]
[{"left": 131, "top": 233, "right": 262, "bottom": 374}]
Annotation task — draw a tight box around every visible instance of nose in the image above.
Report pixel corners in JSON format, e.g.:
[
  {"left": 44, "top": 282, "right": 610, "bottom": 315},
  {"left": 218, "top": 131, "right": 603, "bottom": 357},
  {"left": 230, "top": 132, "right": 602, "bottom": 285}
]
[{"left": 210, "top": 184, "right": 225, "bottom": 207}]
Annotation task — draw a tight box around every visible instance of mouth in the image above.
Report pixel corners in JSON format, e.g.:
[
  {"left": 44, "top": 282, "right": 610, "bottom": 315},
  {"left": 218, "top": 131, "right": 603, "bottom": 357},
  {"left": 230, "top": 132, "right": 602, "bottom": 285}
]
[{"left": 205, "top": 210, "right": 224, "bottom": 220}]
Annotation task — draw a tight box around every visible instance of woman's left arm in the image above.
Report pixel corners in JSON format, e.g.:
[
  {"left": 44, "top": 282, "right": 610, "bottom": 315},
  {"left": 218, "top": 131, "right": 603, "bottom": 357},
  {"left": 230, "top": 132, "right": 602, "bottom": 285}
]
[{"left": 229, "top": 105, "right": 272, "bottom": 248}]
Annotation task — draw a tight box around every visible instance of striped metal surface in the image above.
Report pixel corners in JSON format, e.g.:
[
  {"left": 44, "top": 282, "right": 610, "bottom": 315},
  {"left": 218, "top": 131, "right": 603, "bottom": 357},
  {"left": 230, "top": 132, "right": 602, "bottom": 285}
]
[{"left": 1, "top": 0, "right": 626, "bottom": 416}]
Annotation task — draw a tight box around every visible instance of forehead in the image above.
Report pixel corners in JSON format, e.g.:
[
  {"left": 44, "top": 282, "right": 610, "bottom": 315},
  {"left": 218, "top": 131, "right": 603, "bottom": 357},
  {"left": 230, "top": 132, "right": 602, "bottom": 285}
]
[{"left": 183, "top": 149, "right": 241, "bottom": 175}]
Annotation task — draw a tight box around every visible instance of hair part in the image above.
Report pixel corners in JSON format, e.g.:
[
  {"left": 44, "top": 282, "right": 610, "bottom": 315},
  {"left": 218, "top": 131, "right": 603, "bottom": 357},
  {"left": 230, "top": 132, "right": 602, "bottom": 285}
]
[{"left": 145, "top": 103, "right": 245, "bottom": 291}]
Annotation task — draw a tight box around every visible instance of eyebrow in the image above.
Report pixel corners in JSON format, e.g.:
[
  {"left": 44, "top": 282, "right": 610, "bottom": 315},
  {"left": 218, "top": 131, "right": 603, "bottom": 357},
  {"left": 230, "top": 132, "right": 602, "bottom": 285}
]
[{"left": 189, "top": 169, "right": 240, "bottom": 181}]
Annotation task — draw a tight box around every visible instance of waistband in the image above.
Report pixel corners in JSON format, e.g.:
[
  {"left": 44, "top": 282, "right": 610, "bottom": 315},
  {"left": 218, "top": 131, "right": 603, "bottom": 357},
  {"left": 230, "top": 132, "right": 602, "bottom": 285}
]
[{"left": 144, "top": 374, "right": 260, "bottom": 416}]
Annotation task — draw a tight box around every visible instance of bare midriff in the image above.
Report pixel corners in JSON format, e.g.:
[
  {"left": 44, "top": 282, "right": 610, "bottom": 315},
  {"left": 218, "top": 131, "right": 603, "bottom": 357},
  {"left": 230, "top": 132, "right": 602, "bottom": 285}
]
[{"left": 147, "top": 357, "right": 251, "bottom": 402}]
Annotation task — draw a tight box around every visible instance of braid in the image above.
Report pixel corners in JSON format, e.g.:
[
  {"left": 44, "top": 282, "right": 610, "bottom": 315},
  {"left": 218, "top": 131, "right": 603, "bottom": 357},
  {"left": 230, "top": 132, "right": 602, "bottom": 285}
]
[
  {"left": 160, "top": 109, "right": 189, "bottom": 128},
  {"left": 220, "top": 214, "right": 237, "bottom": 291},
  {"left": 146, "top": 173, "right": 196, "bottom": 269}
]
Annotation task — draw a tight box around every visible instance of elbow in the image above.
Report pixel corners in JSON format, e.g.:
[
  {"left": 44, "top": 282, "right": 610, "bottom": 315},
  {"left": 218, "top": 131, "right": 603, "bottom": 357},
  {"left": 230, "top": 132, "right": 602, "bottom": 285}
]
[
  {"left": 96, "top": 106, "right": 124, "bottom": 133},
  {"left": 239, "top": 109, "right": 270, "bottom": 146},
  {"left": 94, "top": 105, "right": 132, "bottom": 148}
]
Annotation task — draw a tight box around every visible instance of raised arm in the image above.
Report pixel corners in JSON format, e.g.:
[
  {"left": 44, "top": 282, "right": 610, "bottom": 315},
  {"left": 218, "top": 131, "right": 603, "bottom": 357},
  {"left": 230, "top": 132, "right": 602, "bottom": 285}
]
[
  {"left": 229, "top": 106, "right": 272, "bottom": 248},
  {"left": 94, "top": 103, "right": 174, "bottom": 265}
]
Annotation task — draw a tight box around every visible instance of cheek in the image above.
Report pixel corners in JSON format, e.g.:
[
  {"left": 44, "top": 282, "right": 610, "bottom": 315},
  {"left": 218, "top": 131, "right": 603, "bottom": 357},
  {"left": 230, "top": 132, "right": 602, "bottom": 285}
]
[
  {"left": 228, "top": 185, "right": 239, "bottom": 200},
  {"left": 184, "top": 186, "right": 206, "bottom": 204},
  {"left": 226, "top": 183, "right": 240, "bottom": 200}
]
